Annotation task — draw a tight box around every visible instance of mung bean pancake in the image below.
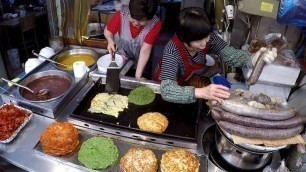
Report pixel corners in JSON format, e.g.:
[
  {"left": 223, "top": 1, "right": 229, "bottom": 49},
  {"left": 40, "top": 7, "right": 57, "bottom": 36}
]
[
  {"left": 128, "top": 86, "right": 155, "bottom": 105},
  {"left": 161, "top": 148, "right": 199, "bottom": 172},
  {"left": 137, "top": 112, "right": 169, "bottom": 133},
  {"left": 120, "top": 148, "right": 158, "bottom": 172}
]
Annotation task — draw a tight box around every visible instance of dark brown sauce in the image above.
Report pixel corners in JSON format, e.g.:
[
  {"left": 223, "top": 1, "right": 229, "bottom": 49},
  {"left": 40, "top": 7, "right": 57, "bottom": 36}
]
[{"left": 21, "top": 76, "right": 71, "bottom": 101}]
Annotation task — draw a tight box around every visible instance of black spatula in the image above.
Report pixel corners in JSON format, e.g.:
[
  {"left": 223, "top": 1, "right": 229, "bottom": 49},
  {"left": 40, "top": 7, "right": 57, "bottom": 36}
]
[{"left": 105, "top": 46, "right": 120, "bottom": 93}]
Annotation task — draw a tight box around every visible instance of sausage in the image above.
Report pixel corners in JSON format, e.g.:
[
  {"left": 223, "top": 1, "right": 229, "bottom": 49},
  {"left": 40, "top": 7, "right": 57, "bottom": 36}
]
[
  {"left": 219, "top": 121, "right": 304, "bottom": 139},
  {"left": 217, "top": 110, "right": 306, "bottom": 129},
  {"left": 271, "top": 38, "right": 286, "bottom": 51},
  {"left": 211, "top": 108, "right": 221, "bottom": 120},
  {"left": 247, "top": 53, "right": 266, "bottom": 85},
  {"left": 221, "top": 99, "right": 296, "bottom": 120},
  {"left": 251, "top": 93, "right": 271, "bottom": 105}
]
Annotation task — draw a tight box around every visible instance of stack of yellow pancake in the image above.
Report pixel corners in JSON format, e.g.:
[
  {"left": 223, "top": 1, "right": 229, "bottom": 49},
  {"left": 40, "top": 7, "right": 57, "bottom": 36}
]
[
  {"left": 40, "top": 122, "right": 79, "bottom": 156},
  {"left": 120, "top": 148, "right": 158, "bottom": 172},
  {"left": 161, "top": 148, "right": 199, "bottom": 172}
]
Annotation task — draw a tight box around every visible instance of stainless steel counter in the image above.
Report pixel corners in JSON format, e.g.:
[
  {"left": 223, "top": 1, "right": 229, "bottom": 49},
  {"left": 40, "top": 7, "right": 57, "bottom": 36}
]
[
  {"left": 0, "top": 77, "right": 223, "bottom": 172},
  {"left": 0, "top": 91, "right": 85, "bottom": 171}
]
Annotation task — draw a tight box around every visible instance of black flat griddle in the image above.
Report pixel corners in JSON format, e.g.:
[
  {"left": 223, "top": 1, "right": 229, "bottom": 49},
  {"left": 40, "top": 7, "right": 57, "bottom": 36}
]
[{"left": 70, "top": 82, "right": 202, "bottom": 141}]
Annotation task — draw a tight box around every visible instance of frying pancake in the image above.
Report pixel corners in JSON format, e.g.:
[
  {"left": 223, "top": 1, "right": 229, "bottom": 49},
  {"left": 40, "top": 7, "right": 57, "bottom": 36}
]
[
  {"left": 161, "top": 148, "right": 199, "bottom": 172},
  {"left": 137, "top": 112, "right": 169, "bottom": 133},
  {"left": 128, "top": 86, "right": 156, "bottom": 105},
  {"left": 88, "top": 93, "right": 128, "bottom": 117},
  {"left": 40, "top": 122, "right": 79, "bottom": 156},
  {"left": 120, "top": 148, "right": 158, "bottom": 172}
]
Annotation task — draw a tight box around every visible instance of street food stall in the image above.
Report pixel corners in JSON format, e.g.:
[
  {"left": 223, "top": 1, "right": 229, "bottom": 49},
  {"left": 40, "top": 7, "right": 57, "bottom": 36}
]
[{"left": 0, "top": 0, "right": 305, "bottom": 171}]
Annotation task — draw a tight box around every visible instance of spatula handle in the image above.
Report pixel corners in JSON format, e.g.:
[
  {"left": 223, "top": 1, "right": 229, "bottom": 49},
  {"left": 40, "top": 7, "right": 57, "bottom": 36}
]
[{"left": 112, "top": 44, "right": 117, "bottom": 61}]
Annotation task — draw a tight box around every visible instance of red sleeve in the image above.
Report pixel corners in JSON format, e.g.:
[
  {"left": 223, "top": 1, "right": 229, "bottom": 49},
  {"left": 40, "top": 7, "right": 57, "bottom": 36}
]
[
  {"left": 105, "top": 12, "right": 121, "bottom": 35},
  {"left": 144, "top": 20, "right": 162, "bottom": 45}
]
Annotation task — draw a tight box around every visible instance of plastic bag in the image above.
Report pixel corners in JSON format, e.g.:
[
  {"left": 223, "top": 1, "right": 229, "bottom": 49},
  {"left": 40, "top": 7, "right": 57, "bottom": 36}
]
[{"left": 277, "top": 0, "right": 306, "bottom": 27}]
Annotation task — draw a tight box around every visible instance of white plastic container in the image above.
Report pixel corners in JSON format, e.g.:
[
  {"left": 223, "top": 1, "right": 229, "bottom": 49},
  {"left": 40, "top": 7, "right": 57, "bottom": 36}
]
[
  {"left": 73, "top": 61, "right": 89, "bottom": 78},
  {"left": 97, "top": 54, "right": 124, "bottom": 74},
  {"left": 25, "top": 58, "right": 42, "bottom": 73},
  {"left": 38, "top": 47, "right": 55, "bottom": 62}
]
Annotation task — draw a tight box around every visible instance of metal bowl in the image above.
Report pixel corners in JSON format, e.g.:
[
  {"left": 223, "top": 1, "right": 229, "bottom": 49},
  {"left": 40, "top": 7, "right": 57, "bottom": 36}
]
[
  {"left": 53, "top": 48, "right": 99, "bottom": 72},
  {"left": 18, "top": 70, "right": 74, "bottom": 103},
  {"left": 215, "top": 126, "right": 273, "bottom": 170}
]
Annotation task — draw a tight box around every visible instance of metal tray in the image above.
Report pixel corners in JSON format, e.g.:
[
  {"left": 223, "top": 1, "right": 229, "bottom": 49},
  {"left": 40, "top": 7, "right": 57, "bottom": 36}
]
[
  {"left": 0, "top": 104, "right": 33, "bottom": 143},
  {"left": 33, "top": 129, "right": 208, "bottom": 172},
  {"left": 70, "top": 81, "right": 200, "bottom": 141},
  {"left": 216, "top": 124, "right": 287, "bottom": 153}
]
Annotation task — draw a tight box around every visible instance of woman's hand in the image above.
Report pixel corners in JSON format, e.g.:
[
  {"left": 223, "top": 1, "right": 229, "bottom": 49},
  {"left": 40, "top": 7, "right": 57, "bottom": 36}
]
[
  {"left": 195, "top": 84, "right": 230, "bottom": 103},
  {"left": 252, "top": 47, "right": 277, "bottom": 65},
  {"left": 135, "top": 75, "right": 147, "bottom": 81},
  {"left": 107, "top": 43, "right": 116, "bottom": 55},
  {"left": 104, "top": 26, "right": 116, "bottom": 54}
]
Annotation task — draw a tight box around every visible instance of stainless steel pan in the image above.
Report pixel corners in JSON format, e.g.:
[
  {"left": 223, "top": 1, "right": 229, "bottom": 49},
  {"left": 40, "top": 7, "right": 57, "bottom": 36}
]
[
  {"left": 18, "top": 70, "right": 74, "bottom": 103},
  {"left": 52, "top": 48, "right": 99, "bottom": 72}
]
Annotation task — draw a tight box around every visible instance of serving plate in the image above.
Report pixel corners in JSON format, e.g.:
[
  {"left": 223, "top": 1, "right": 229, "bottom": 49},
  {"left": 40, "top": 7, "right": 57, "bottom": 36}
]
[{"left": 0, "top": 104, "right": 33, "bottom": 143}]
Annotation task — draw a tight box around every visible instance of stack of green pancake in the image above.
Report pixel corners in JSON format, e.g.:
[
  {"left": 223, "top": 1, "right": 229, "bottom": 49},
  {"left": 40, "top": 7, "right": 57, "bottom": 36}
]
[
  {"left": 128, "top": 86, "right": 156, "bottom": 105},
  {"left": 78, "top": 137, "right": 119, "bottom": 170}
]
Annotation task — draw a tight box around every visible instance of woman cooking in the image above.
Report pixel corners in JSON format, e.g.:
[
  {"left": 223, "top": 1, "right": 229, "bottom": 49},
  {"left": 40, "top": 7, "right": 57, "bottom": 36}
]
[
  {"left": 104, "top": 0, "right": 161, "bottom": 80},
  {"left": 154, "top": 7, "right": 277, "bottom": 104}
]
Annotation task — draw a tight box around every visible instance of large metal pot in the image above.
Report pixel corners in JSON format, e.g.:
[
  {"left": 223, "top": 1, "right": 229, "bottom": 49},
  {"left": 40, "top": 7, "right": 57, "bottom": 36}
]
[
  {"left": 215, "top": 126, "right": 273, "bottom": 170},
  {"left": 52, "top": 48, "right": 99, "bottom": 72},
  {"left": 18, "top": 70, "right": 74, "bottom": 103}
]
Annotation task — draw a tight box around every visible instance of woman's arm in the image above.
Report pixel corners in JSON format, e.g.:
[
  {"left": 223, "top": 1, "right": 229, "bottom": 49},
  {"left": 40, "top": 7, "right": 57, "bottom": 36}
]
[
  {"left": 161, "top": 79, "right": 230, "bottom": 104},
  {"left": 207, "top": 32, "right": 253, "bottom": 68},
  {"left": 135, "top": 42, "right": 153, "bottom": 79},
  {"left": 220, "top": 45, "right": 253, "bottom": 68},
  {"left": 104, "top": 26, "right": 116, "bottom": 54},
  {"left": 104, "top": 12, "right": 121, "bottom": 54},
  {"left": 161, "top": 79, "right": 197, "bottom": 104}
]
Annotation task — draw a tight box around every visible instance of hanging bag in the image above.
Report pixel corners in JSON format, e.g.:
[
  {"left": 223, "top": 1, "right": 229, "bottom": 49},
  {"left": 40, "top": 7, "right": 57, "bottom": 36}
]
[{"left": 277, "top": 0, "right": 306, "bottom": 27}]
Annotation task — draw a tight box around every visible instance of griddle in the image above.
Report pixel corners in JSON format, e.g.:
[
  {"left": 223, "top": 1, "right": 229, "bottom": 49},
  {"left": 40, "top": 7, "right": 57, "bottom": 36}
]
[{"left": 70, "top": 81, "right": 203, "bottom": 141}]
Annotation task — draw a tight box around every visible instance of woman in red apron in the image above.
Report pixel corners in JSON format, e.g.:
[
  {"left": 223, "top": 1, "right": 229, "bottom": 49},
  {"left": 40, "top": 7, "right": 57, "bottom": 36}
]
[
  {"left": 154, "top": 7, "right": 277, "bottom": 104},
  {"left": 104, "top": 0, "right": 161, "bottom": 80}
]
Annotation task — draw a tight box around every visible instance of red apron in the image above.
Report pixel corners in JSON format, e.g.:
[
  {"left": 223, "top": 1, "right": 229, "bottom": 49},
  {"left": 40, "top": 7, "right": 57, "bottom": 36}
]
[{"left": 154, "top": 37, "right": 207, "bottom": 85}]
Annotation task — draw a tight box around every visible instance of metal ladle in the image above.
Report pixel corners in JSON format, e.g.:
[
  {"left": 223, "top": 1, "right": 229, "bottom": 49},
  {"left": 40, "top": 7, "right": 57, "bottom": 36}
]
[
  {"left": 32, "top": 50, "right": 69, "bottom": 67},
  {"left": 0, "top": 78, "right": 50, "bottom": 100}
]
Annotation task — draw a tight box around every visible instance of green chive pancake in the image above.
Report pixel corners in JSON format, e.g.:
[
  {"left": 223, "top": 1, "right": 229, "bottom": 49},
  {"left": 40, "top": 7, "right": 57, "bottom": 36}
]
[
  {"left": 78, "top": 137, "right": 119, "bottom": 170},
  {"left": 128, "top": 86, "right": 155, "bottom": 105}
]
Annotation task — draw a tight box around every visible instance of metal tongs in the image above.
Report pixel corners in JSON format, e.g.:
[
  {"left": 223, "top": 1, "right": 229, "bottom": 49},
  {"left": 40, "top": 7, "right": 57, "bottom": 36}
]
[
  {"left": 32, "top": 50, "right": 69, "bottom": 67},
  {"left": 0, "top": 78, "right": 50, "bottom": 99}
]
